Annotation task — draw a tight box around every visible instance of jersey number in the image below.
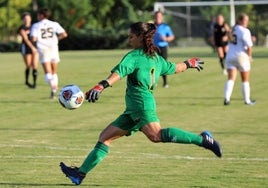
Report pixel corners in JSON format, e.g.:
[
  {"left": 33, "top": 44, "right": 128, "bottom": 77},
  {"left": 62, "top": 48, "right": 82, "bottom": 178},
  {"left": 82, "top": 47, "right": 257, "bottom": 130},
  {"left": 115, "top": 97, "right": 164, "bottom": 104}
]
[
  {"left": 230, "top": 34, "right": 237, "bottom": 45},
  {"left": 149, "top": 68, "right": 155, "bottom": 91},
  {"left": 41, "top": 27, "right": 53, "bottom": 39}
]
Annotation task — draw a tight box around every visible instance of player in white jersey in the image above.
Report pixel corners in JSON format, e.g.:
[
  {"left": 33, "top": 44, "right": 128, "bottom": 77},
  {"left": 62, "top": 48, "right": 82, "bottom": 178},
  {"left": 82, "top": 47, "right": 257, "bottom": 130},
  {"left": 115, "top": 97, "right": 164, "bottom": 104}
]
[
  {"left": 31, "top": 8, "right": 67, "bottom": 99},
  {"left": 224, "top": 13, "right": 255, "bottom": 106}
]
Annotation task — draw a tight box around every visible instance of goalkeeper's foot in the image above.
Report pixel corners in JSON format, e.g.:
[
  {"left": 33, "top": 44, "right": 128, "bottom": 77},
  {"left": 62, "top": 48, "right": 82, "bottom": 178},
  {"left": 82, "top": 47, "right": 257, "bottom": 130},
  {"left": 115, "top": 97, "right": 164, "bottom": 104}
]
[
  {"left": 60, "top": 162, "right": 85, "bottom": 185},
  {"left": 200, "top": 131, "right": 222, "bottom": 158}
]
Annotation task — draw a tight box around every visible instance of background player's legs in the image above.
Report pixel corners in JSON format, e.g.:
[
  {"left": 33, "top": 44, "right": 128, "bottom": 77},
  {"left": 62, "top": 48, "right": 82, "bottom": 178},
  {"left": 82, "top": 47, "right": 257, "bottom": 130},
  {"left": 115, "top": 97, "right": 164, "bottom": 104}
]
[
  {"left": 216, "top": 46, "right": 227, "bottom": 74},
  {"left": 31, "top": 50, "right": 39, "bottom": 88},
  {"left": 23, "top": 54, "right": 33, "bottom": 87}
]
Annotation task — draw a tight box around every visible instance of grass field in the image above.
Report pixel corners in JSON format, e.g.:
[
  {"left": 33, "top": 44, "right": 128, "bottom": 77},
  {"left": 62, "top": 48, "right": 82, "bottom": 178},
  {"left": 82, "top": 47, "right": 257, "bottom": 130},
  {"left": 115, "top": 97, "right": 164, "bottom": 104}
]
[{"left": 0, "top": 47, "right": 268, "bottom": 188}]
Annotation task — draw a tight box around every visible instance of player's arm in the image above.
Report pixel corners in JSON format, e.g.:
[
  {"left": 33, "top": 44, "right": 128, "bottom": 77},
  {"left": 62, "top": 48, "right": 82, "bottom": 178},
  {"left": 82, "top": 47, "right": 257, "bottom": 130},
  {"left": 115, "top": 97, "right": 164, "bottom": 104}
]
[
  {"left": 162, "top": 35, "right": 175, "bottom": 42},
  {"left": 58, "top": 31, "right": 68, "bottom": 41},
  {"left": 85, "top": 72, "right": 120, "bottom": 103},
  {"left": 19, "top": 29, "right": 37, "bottom": 53},
  {"left": 175, "top": 57, "right": 204, "bottom": 73}
]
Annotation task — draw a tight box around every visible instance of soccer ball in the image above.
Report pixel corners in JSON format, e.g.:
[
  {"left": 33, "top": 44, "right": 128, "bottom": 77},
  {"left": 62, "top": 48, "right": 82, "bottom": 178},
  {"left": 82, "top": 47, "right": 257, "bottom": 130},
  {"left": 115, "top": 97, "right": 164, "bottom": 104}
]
[{"left": 58, "top": 84, "right": 84, "bottom": 110}]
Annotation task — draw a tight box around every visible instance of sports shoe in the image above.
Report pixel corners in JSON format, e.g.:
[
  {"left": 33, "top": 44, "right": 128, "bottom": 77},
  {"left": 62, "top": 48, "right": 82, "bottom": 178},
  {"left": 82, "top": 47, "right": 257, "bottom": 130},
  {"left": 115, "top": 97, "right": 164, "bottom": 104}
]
[
  {"left": 60, "top": 162, "right": 85, "bottom": 185},
  {"left": 200, "top": 131, "right": 222, "bottom": 158},
  {"left": 224, "top": 99, "right": 230, "bottom": 106},
  {"left": 50, "top": 91, "right": 56, "bottom": 99},
  {"left": 245, "top": 100, "right": 256, "bottom": 106},
  {"left": 163, "top": 84, "right": 169, "bottom": 88}
]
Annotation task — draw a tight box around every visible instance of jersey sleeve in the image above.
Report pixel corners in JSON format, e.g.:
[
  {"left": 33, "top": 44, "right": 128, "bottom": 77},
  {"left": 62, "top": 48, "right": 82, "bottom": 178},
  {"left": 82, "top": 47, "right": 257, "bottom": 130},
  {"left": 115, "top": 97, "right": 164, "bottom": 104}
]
[
  {"left": 165, "top": 25, "right": 174, "bottom": 37},
  {"left": 158, "top": 56, "right": 176, "bottom": 75},
  {"left": 243, "top": 29, "right": 253, "bottom": 47},
  {"left": 30, "top": 23, "right": 38, "bottom": 37},
  {"left": 55, "top": 22, "right": 65, "bottom": 34},
  {"left": 111, "top": 53, "right": 135, "bottom": 78}
]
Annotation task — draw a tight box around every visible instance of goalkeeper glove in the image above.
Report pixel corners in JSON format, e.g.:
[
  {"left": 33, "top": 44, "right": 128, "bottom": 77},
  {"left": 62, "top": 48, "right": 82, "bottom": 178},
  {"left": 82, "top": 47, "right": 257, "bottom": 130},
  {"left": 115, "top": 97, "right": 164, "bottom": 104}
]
[
  {"left": 184, "top": 57, "right": 204, "bottom": 71},
  {"left": 85, "top": 80, "right": 110, "bottom": 103}
]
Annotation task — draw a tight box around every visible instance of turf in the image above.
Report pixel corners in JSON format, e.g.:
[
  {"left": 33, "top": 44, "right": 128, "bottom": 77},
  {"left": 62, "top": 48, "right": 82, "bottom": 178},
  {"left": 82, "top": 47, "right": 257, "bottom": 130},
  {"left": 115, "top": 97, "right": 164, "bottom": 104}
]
[{"left": 0, "top": 47, "right": 267, "bottom": 188}]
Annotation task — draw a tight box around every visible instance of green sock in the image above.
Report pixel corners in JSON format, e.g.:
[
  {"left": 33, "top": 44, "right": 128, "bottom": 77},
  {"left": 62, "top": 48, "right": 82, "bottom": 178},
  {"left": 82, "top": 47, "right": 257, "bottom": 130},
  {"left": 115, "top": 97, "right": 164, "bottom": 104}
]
[
  {"left": 79, "top": 141, "right": 109, "bottom": 174},
  {"left": 161, "top": 127, "right": 202, "bottom": 146}
]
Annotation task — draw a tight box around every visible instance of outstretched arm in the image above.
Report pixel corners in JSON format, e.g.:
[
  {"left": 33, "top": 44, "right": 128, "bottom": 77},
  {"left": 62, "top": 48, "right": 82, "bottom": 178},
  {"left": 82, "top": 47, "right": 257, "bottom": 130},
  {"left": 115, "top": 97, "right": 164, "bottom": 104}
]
[
  {"left": 85, "top": 72, "right": 120, "bottom": 103},
  {"left": 175, "top": 57, "right": 204, "bottom": 73}
]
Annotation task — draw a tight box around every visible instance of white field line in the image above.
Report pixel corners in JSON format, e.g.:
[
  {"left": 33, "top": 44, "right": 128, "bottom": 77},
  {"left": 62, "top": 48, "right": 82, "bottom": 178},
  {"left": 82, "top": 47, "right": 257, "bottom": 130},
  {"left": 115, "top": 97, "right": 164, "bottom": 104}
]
[{"left": 0, "top": 144, "right": 268, "bottom": 162}]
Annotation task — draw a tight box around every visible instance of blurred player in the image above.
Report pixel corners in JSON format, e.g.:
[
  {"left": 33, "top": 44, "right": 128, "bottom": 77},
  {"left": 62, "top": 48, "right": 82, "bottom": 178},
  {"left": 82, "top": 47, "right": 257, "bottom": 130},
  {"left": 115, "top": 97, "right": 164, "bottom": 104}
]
[
  {"left": 224, "top": 13, "right": 255, "bottom": 105},
  {"left": 154, "top": 11, "right": 175, "bottom": 88},
  {"left": 31, "top": 8, "right": 67, "bottom": 99},
  {"left": 59, "top": 22, "right": 222, "bottom": 185},
  {"left": 18, "top": 12, "right": 38, "bottom": 88},
  {"left": 205, "top": 16, "right": 216, "bottom": 52},
  {"left": 213, "top": 14, "right": 230, "bottom": 75}
]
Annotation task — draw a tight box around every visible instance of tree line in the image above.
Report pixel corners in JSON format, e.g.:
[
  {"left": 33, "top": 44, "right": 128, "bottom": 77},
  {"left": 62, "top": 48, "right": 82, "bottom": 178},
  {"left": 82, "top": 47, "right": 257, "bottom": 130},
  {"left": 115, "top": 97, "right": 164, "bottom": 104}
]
[{"left": 0, "top": 0, "right": 267, "bottom": 51}]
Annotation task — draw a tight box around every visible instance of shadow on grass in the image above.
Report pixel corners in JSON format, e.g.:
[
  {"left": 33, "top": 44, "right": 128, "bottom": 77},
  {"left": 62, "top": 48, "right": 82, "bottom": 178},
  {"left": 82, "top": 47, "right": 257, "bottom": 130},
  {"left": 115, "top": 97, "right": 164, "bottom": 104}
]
[{"left": 0, "top": 182, "right": 101, "bottom": 187}]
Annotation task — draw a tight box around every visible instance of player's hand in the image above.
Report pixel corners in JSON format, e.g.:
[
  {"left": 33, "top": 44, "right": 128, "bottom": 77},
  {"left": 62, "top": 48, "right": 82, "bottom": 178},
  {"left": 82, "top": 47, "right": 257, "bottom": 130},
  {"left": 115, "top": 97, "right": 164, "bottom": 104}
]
[
  {"left": 184, "top": 57, "right": 204, "bottom": 71},
  {"left": 85, "top": 84, "right": 104, "bottom": 103}
]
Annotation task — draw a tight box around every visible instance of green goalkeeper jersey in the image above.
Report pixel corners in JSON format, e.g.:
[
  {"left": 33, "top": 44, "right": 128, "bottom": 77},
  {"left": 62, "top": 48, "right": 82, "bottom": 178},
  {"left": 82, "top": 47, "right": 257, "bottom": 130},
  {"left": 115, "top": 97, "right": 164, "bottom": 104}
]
[{"left": 111, "top": 48, "right": 176, "bottom": 113}]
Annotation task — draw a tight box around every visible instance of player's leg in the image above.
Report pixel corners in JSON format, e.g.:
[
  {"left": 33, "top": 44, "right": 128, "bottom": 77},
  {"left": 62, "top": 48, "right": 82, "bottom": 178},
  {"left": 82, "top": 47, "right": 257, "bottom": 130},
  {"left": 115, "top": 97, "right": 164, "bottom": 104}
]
[
  {"left": 216, "top": 46, "right": 226, "bottom": 73},
  {"left": 50, "top": 46, "right": 61, "bottom": 96},
  {"left": 60, "top": 114, "right": 131, "bottom": 185},
  {"left": 141, "top": 123, "right": 222, "bottom": 157},
  {"left": 224, "top": 68, "right": 237, "bottom": 105},
  {"left": 60, "top": 125, "right": 128, "bottom": 185},
  {"left": 51, "top": 62, "right": 59, "bottom": 95},
  {"left": 159, "top": 47, "right": 169, "bottom": 87},
  {"left": 31, "top": 50, "right": 39, "bottom": 88},
  {"left": 23, "top": 54, "right": 33, "bottom": 87},
  {"left": 42, "top": 62, "right": 55, "bottom": 98},
  {"left": 141, "top": 122, "right": 202, "bottom": 145},
  {"left": 240, "top": 71, "right": 255, "bottom": 105},
  {"left": 79, "top": 125, "right": 128, "bottom": 174},
  {"left": 237, "top": 54, "right": 255, "bottom": 105}
]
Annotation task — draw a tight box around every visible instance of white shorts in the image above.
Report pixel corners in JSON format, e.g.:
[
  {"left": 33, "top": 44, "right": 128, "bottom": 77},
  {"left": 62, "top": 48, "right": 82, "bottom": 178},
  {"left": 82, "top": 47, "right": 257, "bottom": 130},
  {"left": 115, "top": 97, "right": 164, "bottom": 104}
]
[
  {"left": 225, "top": 53, "right": 251, "bottom": 72},
  {"left": 38, "top": 45, "right": 60, "bottom": 64}
]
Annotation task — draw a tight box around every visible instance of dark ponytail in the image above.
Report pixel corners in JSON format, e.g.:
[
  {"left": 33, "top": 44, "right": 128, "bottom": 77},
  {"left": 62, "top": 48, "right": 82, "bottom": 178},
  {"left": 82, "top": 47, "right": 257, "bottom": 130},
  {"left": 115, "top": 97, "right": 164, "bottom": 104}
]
[{"left": 130, "top": 22, "right": 158, "bottom": 56}]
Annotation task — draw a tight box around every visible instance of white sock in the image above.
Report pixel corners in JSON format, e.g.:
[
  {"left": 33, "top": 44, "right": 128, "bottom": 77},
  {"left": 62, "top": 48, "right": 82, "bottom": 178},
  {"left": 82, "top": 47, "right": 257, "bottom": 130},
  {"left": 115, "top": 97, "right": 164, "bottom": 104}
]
[
  {"left": 51, "top": 74, "right": 58, "bottom": 92},
  {"left": 242, "top": 82, "right": 250, "bottom": 103},
  {"left": 224, "top": 80, "right": 234, "bottom": 101}
]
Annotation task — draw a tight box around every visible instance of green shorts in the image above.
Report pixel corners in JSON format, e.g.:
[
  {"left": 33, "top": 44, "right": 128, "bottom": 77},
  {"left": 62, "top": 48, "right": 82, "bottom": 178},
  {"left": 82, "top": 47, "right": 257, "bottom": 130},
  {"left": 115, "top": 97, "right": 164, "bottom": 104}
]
[{"left": 110, "top": 110, "right": 159, "bottom": 136}]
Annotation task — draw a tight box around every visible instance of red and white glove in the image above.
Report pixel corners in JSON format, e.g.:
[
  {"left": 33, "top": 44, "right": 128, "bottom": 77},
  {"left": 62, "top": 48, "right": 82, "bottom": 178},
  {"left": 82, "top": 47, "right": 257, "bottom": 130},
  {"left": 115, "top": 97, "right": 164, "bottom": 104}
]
[
  {"left": 184, "top": 57, "right": 204, "bottom": 71},
  {"left": 85, "top": 80, "right": 110, "bottom": 103}
]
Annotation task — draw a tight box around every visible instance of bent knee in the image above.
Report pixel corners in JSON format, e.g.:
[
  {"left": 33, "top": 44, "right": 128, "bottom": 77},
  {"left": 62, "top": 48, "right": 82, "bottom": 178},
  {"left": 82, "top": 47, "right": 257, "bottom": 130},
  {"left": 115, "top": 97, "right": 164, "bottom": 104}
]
[{"left": 147, "top": 134, "right": 162, "bottom": 143}]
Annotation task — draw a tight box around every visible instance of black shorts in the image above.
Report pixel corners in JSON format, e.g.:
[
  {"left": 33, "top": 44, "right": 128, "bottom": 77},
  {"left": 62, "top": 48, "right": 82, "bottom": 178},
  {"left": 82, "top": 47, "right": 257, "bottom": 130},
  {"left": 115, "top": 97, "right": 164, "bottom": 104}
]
[
  {"left": 157, "top": 46, "right": 168, "bottom": 60},
  {"left": 20, "top": 43, "right": 32, "bottom": 55},
  {"left": 215, "top": 41, "right": 228, "bottom": 47}
]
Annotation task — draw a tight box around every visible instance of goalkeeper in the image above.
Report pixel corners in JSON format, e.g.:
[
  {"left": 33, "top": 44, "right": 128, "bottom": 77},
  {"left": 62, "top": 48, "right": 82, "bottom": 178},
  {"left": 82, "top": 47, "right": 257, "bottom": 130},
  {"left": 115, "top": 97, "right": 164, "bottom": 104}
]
[{"left": 60, "top": 22, "right": 222, "bottom": 185}]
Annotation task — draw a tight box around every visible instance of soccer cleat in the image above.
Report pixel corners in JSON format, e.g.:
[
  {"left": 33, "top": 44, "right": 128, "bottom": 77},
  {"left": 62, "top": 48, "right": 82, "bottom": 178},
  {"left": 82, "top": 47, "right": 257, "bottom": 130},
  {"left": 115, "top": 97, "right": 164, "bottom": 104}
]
[
  {"left": 245, "top": 100, "right": 256, "bottom": 106},
  {"left": 200, "top": 131, "right": 222, "bottom": 158},
  {"left": 223, "top": 99, "right": 230, "bottom": 106},
  {"left": 50, "top": 91, "right": 56, "bottom": 99},
  {"left": 60, "top": 162, "right": 85, "bottom": 185}
]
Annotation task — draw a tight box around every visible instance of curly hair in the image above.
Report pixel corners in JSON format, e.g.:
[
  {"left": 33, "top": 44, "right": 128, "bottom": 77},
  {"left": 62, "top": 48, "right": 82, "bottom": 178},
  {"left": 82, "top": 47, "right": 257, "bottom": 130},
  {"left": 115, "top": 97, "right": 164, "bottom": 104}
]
[{"left": 130, "top": 22, "right": 158, "bottom": 56}]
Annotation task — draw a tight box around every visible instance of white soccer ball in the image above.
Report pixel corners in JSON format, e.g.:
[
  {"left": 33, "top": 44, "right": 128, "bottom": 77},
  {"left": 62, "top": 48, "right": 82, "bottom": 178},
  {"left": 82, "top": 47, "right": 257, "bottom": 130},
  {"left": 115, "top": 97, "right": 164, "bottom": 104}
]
[{"left": 58, "top": 84, "right": 84, "bottom": 110}]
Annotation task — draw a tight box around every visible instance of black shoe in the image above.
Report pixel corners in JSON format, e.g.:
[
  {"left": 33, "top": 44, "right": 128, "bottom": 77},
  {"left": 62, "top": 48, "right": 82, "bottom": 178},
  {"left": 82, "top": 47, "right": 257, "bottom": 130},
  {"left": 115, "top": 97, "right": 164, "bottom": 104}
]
[
  {"left": 50, "top": 91, "right": 56, "bottom": 99},
  {"left": 25, "top": 82, "right": 34, "bottom": 88},
  {"left": 60, "top": 162, "right": 85, "bottom": 185},
  {"left": 200, "top": 131, "right": 222, "bottom": 158},
  {"left": 224, "top": 99, "right": 230, "bottom": 106}
]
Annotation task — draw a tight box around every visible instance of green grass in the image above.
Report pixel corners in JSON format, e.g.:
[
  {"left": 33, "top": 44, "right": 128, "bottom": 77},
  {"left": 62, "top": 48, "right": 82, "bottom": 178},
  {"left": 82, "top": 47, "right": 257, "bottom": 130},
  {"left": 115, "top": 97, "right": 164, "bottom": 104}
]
[{"left": 0, "top": 47, "right": 268, "bottom": 188}]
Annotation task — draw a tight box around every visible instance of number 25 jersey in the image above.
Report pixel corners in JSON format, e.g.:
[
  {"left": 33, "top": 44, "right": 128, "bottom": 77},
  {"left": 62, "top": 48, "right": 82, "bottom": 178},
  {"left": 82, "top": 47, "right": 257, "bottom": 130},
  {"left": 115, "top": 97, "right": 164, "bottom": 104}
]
[{"left": 31, "top": 19, "right": 65, "bottom": 49}]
